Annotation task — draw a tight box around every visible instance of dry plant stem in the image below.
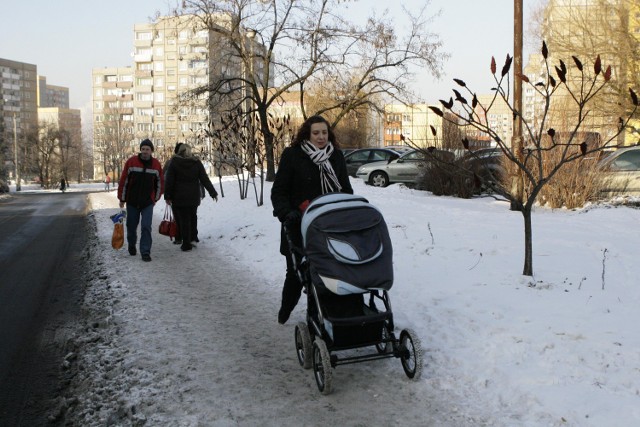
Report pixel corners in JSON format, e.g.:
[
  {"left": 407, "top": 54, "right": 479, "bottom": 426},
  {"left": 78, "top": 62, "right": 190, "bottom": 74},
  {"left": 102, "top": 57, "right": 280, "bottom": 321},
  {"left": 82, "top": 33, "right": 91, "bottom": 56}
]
[{"left": 601, "top": 248, "right": 608, "bottom": 290}]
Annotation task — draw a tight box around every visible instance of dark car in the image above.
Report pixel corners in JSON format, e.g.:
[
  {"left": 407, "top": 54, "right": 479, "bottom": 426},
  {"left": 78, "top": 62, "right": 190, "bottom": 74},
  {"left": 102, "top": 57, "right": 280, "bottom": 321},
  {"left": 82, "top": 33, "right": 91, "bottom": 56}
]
[
  {"left": 344, "top": 148, "right": 402, "bottom": 177},
  {"left": 457, "top": 148, "right": 505, "bottom": 192}
]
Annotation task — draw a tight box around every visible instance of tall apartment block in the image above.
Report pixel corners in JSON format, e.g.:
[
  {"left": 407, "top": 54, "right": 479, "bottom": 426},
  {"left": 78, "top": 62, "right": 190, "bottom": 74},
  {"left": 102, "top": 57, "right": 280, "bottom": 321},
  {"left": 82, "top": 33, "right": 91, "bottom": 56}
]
[
  {"left": 0, "top": 58, "right": 38, "bottom": 140},
  {"left": 92, "top": 14, "right": 272, "bottom": 179},
  {"left": 38, "top": 75, "right": 70, "bottom": 108}
]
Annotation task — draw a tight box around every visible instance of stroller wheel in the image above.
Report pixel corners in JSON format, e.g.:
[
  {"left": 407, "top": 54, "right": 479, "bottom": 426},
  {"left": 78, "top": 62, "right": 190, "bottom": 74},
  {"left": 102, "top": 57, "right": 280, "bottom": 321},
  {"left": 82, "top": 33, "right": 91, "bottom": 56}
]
[
  {"left": 375, "top": 322, "right": 392, "bottom": 354},
  {"left": 399, "top": 328, "right": 423, "bottom": 380},
  {"left": 312, "top": 338, "right": 333, "bottom": 395},
  {"left": 294, "top": 322, "right": 313, "bottom": 369}
]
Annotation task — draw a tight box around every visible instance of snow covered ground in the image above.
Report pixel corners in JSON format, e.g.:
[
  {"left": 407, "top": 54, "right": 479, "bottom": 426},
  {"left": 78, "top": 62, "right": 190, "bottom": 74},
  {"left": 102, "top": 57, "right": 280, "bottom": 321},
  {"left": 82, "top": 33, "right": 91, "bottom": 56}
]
[{"left": 37, "top": 177, "right": 639, "bottom": 426}]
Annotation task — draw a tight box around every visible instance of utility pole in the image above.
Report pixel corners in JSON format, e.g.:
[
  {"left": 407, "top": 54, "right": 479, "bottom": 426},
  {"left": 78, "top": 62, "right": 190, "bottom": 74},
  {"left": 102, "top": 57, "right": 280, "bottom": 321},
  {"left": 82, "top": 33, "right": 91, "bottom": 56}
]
[
  {"left": 512, "top": 0, "right": 523, "bottom": 210},
  {"left": 13, "top": 112, "right": 21, "bottom": 191}
]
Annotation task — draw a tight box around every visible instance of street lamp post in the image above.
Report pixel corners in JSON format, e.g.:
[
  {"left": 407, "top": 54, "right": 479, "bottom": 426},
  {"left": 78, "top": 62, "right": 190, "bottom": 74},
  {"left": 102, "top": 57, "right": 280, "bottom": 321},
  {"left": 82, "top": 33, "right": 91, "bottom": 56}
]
[
  {"left": 13, "top": 112, "right": 21, "bottom": 191},
  {"left": 245, "top": 29, "right": 257, "bottom": 176}
]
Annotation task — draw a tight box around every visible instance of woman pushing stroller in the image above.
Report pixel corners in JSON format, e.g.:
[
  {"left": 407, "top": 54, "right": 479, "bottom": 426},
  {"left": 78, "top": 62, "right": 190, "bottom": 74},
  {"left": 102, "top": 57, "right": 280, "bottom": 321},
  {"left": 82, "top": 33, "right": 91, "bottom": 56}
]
[{"left": 271, "top": 115, "right": 353, "bottom": 325}]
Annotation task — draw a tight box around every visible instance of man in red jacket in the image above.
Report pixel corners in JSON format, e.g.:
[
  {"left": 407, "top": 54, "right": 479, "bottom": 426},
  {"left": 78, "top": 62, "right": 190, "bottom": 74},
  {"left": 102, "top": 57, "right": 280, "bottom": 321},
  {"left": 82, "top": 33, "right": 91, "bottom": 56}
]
[{"left": 117, "top": 139, "right": 164, "bottom": 262}]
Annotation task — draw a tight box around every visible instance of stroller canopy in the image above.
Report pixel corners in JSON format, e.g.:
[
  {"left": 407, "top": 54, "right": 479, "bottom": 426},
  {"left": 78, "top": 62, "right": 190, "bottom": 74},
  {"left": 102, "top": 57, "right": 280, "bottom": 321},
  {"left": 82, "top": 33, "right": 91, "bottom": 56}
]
[{"left": 301, "top": 193, "right": 393, "bottom": 295}]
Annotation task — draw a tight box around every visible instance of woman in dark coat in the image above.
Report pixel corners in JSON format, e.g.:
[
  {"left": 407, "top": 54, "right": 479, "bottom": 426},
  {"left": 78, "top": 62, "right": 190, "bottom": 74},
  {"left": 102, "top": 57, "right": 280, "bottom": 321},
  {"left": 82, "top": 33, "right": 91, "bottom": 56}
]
[
  {"left": 271, "top": 115, "right": 353, "bottom": 324},
  {"left": 164, "top": 143, "right": 218, "bottom": 252}
]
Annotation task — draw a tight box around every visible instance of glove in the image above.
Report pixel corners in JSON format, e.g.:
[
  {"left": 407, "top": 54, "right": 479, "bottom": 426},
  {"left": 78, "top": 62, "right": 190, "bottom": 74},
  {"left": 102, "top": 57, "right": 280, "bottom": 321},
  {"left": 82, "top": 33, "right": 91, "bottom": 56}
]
[
  {"left": 211, "top": 193, "right": 218, "bottom": 202},
  {"left": 283, "top": 210, "right": 301, "bottom": 224}
]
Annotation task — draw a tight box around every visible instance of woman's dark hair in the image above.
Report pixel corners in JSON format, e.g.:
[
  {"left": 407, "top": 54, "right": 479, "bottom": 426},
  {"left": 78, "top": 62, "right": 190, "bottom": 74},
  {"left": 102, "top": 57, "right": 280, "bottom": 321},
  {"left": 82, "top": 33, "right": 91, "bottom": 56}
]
[{"left": 292, "top": 115, "right": 340, "bottom": 149}]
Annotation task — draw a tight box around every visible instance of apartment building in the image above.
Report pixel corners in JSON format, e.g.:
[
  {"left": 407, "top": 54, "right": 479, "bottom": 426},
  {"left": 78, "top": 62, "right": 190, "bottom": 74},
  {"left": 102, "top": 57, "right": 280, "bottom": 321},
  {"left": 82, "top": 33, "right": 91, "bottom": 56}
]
[
  {"left": 383, "top": 104, "right": 444, "bottom": 148},
  {"left": 92, "top": 14, "right": 269, "bottom": 179},
  {"left": 540, "top": 0, "right": 630, "bottom": 143},
  {"left": 0, "top": 58, "right": 38, "bottom": 139},
  {"left": 470, "top": 95, "right": 514, "bottom": 149},
  {"left": 92, "top": 66, "right": 134, "bottom": 179},
  {"left": 37, "top": 75, "right": 70, "bottom": 108}
]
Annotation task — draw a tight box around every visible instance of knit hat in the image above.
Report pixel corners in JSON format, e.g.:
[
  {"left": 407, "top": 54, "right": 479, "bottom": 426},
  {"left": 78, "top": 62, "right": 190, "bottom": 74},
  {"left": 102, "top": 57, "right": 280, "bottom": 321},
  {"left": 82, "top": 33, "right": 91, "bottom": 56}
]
[
  {"left": 140, "top": 138, "right": 154, "bottom": 152},
  {"left": 173, "top": 142, "right": 183, "bottom": 154}
]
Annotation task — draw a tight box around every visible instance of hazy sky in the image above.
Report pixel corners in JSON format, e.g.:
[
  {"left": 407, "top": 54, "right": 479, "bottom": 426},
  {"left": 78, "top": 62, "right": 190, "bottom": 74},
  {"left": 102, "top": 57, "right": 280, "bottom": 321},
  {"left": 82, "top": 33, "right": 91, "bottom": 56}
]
[{"left": 0, "top": 0, "right": 537, "bottom": 112}]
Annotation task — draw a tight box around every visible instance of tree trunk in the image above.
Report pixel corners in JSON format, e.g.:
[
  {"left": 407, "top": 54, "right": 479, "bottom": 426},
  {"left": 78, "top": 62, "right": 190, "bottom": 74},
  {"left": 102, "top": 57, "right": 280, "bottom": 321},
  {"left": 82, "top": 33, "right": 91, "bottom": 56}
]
[
  {"left": 263, "top": 125, "right": 276, "bottom": 182},
  {"left": 521, "top": 206, "right": 533, "bottom": 276}
]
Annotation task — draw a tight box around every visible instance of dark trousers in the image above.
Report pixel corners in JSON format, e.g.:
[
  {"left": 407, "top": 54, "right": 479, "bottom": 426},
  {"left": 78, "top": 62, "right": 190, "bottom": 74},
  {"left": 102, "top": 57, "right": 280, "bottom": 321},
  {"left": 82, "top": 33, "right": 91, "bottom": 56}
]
[
  {"left": 280, "top": 253, "right": 304, "bottom": 316},
  {"left": 173, "top": 205, "right": 197, "bottom": 248}
]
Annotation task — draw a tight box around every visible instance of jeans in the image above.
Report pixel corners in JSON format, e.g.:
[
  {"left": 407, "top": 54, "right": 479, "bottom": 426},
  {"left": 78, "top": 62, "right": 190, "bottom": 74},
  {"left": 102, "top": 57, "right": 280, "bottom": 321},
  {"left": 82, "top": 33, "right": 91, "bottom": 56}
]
[{"left": 126, "top": 203, "right": 154, "bottom": 255}]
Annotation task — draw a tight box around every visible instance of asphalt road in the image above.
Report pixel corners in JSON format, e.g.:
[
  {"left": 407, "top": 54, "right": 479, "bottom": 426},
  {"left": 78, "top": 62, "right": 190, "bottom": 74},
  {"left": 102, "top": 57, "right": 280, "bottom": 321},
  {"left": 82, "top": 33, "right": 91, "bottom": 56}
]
[{"left": 0, "top": 191, "right": 89, "bottom": 425}]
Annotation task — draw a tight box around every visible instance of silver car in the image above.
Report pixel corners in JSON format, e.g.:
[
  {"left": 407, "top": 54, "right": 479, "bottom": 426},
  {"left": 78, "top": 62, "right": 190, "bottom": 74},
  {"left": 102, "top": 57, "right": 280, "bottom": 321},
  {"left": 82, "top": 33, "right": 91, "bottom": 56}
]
[
  {"left": 598, "top": 146, "right": 640, "bottom": 196},
  {"left": 356, "top": 149, "right": 451, "bottom": 187}
]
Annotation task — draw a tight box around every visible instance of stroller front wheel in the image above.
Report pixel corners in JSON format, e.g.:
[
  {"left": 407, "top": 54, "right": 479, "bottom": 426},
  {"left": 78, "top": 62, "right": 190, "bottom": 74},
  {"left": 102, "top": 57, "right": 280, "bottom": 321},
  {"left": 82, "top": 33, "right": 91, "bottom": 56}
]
[
  {"left": 294, "top": 322, "right": 313, "bottom": 369},
  {"left": 312, "top": 338, "right": 333, "bottom": 395},
  {"left": 399, "top": 328, "right": 423, "bottom": 380}
]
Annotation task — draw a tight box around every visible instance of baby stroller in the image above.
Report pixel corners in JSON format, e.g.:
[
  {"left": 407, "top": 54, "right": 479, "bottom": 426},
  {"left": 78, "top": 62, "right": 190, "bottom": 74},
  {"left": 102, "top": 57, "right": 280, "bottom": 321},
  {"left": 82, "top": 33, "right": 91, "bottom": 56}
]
[{"left": 284, "top": 193, "right": 423, "bottom": 395}]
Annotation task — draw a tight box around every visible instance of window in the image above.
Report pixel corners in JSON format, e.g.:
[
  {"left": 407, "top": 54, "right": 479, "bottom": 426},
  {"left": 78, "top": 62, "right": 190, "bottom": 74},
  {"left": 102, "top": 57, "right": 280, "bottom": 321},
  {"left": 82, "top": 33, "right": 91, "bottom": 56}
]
[
  {"left": 154, "top": 62, "right": 164, "bottom": 72},
  {"left": 155, "top": 77, "right": 164, "bottom": 87},
  {"left": 155, "top": 92, "right": 164, "bottom": 102},
  {"left": 155, "top": 123, "right": 164, "bottom": 131},
  {"left": 155, "top": 108, "right": 164, "bottom": 116},
  {"left": 136, "top": 92, "right": 153, "bottom": 102},
  {"left": 155, "top": 47, "right": 164, "bottom": 56},
  {"left": 136, "top": 31, "right": 152, "bottom": 40},
  {"left": 136, "top": 78, "right": 152, "bottom": 86},
  {"left": 612, "top": 151, "right": 640, "bottom": 171}
]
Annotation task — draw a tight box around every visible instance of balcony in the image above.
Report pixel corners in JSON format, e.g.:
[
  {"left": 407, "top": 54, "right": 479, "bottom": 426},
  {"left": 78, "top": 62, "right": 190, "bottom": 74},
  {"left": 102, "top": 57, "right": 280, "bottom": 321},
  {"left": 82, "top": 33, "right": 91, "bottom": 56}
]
[
  {"left": 135, "top": 70, "right": 153, "bottom": 77},
  {"left": 134, "top": 54, "right": 153, "bottom": 63}
]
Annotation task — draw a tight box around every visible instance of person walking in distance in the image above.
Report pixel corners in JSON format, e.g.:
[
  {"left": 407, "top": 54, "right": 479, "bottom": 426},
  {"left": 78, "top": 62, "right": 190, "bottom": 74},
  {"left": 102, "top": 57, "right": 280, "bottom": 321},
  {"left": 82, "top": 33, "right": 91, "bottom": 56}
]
[
  {"left": 117, "top": 138, "right": 164, "bottom": 262},
  {"left": 164, "top": 143, "right": 218, "bottom": 252},
  {"left": 105, "top": 175, "right": 111, "bottom": 191},
  {"left": 271, "top": 115, "right": 353, "bottom": 324}
]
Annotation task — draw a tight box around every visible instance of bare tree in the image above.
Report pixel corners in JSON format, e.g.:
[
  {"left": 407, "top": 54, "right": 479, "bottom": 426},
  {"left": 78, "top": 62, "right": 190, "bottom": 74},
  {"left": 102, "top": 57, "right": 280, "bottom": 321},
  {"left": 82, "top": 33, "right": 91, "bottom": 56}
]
[
  {"left": 32, "top": 122, "right": 60, "bottom": 188},
  {"left": 95, "top": 105, "right": 135, "bottom": 181},
  {"left": 541, "top": 0, "right": 640, "bottom": 142},
  {"left": 175, "top": 0, "right": 445, "bottom": 181},
  {"left": 430, "top": 42, "right": 638, "bottom": 276}
]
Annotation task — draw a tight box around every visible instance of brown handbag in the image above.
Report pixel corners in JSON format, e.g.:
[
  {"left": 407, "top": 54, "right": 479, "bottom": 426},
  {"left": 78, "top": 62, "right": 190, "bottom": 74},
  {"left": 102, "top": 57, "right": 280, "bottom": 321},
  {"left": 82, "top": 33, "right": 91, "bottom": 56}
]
[{"left": 158, "top": 205, "right": 177, "bottom": 240}]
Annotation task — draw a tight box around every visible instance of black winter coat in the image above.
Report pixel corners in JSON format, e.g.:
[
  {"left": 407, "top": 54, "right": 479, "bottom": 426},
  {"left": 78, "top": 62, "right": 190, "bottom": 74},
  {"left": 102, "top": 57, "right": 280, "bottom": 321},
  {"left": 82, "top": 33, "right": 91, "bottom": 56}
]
[
  {"left": 164, "top": 155, "right": 217, "bottom": 207},
  {"left": 271, "top": 144, "right": 353, "bottom": 254}
]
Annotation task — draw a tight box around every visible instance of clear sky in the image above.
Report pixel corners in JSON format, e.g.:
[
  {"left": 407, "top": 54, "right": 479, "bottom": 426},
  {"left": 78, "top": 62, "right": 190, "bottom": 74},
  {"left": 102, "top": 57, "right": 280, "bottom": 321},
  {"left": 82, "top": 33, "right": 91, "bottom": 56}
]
[{"left": 0, "top": 0, "right": 538, "bottom": 112}]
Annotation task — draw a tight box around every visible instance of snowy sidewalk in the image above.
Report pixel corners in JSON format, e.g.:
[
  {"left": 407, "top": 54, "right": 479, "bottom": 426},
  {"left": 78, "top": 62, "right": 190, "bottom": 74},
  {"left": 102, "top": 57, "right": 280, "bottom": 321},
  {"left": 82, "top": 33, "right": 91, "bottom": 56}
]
[{"left": 62, "top": 190, "right": 471, "bottom": 426}]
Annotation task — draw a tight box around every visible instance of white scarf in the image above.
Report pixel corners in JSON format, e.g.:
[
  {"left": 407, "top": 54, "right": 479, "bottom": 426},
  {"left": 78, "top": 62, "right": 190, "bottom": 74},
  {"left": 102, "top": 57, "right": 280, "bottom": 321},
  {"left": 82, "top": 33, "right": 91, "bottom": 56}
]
[{"left": 301, "top": 140, "right": 342, "bottom": 194}]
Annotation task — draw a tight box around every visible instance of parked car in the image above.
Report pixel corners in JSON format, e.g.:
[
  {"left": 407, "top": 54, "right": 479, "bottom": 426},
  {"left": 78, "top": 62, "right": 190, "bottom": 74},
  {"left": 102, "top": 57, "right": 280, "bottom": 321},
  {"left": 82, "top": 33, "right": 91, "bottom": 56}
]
[
  {"left": 344, "top": 148, "right": 403, "bottom": 177},
  {"left": 341, "top": 148, "right": 357, "bottom": 156},
  {"left": 598, "top": 145, "right": 640, "bottom": 196},
  {"left": 456, "top": 148, "right": 505, "bottom": 192},
  {"left": 355, "top": 148, "right": 454, "bottom": 187},
  {"left": 384, "top": 145, "right": 413, "bottom": 155}
]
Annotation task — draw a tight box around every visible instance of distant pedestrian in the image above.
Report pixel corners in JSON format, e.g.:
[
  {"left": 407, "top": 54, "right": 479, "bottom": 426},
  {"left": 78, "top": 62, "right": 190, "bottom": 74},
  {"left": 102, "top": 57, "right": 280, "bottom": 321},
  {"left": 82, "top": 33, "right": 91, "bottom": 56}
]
[
  {"left": 117, "top": 138, "right": 164, "bottom": 262},
  {"left": 105, "top": 175, "right": 111, "bottom": 191},
  {"left": 164, "top": 143, "right": 218, "bottom": 252},
  {"left": 60, "top": 178, "right": 67, "bottom": 193}
]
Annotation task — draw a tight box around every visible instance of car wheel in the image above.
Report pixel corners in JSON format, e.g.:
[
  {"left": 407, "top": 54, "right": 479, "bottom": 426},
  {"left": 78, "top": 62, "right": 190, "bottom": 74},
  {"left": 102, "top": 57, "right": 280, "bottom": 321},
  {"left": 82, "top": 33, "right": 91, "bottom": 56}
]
[{"left": 370, "top": 171, "right": 389, "bottom": 187}]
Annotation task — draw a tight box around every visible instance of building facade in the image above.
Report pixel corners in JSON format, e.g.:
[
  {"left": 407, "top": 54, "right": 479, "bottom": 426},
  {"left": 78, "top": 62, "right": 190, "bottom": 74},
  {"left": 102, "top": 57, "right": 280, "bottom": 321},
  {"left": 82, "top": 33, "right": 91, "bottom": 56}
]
[{"left": 383, "top": 104, "right": 445, "bottom": 149}]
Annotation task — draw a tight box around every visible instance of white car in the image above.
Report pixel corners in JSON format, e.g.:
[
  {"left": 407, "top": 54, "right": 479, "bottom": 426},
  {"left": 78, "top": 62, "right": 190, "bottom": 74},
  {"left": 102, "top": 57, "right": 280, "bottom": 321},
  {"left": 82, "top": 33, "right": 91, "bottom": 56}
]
[
  {"left": 598, "top": 146, "right": 640, "bottom": 196},
  {"left": 355, "top": 149, "right": 453, "bottom": 187}
]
